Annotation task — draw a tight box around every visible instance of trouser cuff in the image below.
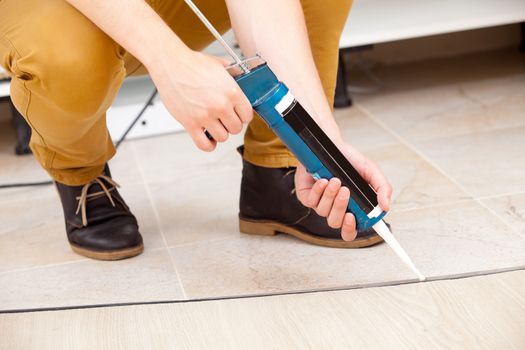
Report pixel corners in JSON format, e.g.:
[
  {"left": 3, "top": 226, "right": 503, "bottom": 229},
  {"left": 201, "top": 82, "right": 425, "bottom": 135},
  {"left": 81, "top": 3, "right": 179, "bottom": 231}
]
[{"left": 47, "top": 164, "right": 106, "bottom": 186}]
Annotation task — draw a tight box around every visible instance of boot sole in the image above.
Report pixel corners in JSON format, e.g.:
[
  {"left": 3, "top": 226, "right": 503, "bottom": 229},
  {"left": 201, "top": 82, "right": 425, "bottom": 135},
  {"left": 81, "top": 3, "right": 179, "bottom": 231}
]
[
  {"left": 70, "top": 242, "right": 144, "bottom": 261},
  {"left": 239, "top": 217, "right": 384, "bottom": 248}
]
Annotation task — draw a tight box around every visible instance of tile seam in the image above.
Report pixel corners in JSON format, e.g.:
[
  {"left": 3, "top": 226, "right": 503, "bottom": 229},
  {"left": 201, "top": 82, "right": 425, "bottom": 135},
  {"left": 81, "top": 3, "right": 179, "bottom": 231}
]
[
  {"left": 130, "top": 141, "right": 189, "bottom": 300},
  {"left": 356, "top": 102, "right": 525, "bottom": 240}
]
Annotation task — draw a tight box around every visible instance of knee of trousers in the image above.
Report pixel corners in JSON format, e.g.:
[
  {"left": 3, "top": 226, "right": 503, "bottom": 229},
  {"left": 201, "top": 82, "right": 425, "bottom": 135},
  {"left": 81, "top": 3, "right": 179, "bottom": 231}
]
[
  {"left": 6, "top": 24, "right": 125, "bottom": 140},
  {"left": 301, "top": 0, "right": 353, "bottom": 52},
  {"left": 18, "top": 46, "right": 123, "bottom": 121}
]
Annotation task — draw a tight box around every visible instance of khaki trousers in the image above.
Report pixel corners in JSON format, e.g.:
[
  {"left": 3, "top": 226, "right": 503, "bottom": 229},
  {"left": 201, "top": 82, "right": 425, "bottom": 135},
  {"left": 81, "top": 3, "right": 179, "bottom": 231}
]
[{"left": 0, "top": 0, "right": 352, "bottom": 185}]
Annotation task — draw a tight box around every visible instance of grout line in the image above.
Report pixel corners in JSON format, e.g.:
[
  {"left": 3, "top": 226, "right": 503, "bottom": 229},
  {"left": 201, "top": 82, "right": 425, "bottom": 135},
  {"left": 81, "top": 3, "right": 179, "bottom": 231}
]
[
  {"left": 390, "top": 197, "right": 474, "bottom": 214},
  {"left": 1, "top": 265, "right": 524, "bottom": 315},
  {"left": 129, "top": 141, "right": 189, "bottom": 300},
  {"left": 475, "top": 189, "right": 525, "bottom": 201},
  {"left": 356, "top": 103, "right": 525, "bottom": 240},
  {"left": 0, "top": 258, "right": 87, "bottom": 277},
  {"left": 0, "top": 247, "right": 169, "bottom": 277},
  {"left": 165, "top": 235, "right": 238, "bottom": 250}
]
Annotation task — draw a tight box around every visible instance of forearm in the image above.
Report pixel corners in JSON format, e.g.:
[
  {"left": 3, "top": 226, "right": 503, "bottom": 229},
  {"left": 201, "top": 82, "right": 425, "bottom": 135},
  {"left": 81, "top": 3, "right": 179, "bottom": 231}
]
[
  {"left": 65, "top": 0, "right": 191, "bottom": 70},
  {"left": 226, "top": 0, "right": 342, "bottom": 142}
]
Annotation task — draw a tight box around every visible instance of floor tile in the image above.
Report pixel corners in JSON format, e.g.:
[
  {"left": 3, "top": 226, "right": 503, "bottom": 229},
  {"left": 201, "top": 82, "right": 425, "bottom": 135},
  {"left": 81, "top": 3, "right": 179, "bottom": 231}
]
[
  {"left": 363, "top": 143, "right": 471, "bottom": 211},
  {"left": 0, "top": 184, "right": 56, "bottom": 206},
  {"left": 0, "top": 189, "right": 78, "bottom": 273},
  {"left": 413, "top": 126, "right": 525, "bottom": 198},
  {"left": 459, "top": 72, "right": 525, "bottom": 107},
  {"left": 356, "top": 81, "right": 525, "bottom": 146},
  {"left": 0, "top": 191, "right": 60, "bottom": 234},
  {"left": 481, "top": 192, "right": 525, "bottom": 238},
  {"left": 2, "top": 271, "right": 524, "bottom": 350},
  {"left": 357, "top": 84, "right": 470, "bottom": 141},
  {"left": 170, "top": 234, "right": 417, "bottom": 299},
  {"left": 386, "top": 201, "right": 525, "bottom": 278},
  {"left": 148, "top": 166, "right": 241, "bottom": 247},
  {"left": 0, "top": 248, "right": 184, "bottom": 311},
  {"left": 334, "top": 106, "right": 397, "bottom": 151},
  {"left": 354, "top": 54, "right": 525, "bottom": 143},
  {"left": 359, "top": 80, "right": 525, "bottom": 143},
  {"left": 0, "top": 226, "right": 78, "bottom": 275},
  {"left": 0, "top": 183, "right": 164, "bottom": 274},
  {"left": 351, "top": 49, "right": 525, "bottom": 99},
  {"left": 170, "top": 199, "right": 525, "bottom": 300}
]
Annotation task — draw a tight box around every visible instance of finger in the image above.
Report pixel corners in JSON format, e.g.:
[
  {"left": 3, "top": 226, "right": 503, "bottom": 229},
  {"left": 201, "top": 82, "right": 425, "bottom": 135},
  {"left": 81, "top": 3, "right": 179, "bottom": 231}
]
[
  {"left": 204, "top": 120, "right": 229, "bottom": 143},
  {"left": 327, "top": 187, "right": 350, "bottom": 229},
  {"left": 191, "top": 127, "right": 217, "bottom": 152},
  {"left": 340, "top": 147, "right": 392, "bottom": 212},
  {"left": 219, "top": 108, "right": 243, "bottom": 135},
  {"left": 232, "top": 92, "right": 253, "bottom": 123},
  {"left": 315, "top": 178, "right": 341, "bottom": 217},
  {"left": 294, "top": 164, "right": 315, "bottom": 188},
  {"left": 341, "top": 213, "right": 357, "bottom": 241},
  {"left": 378, "top": 184, "right": 393, "bottom": 212},
  {"left": 304, "top": 179, "right": 328, "bottom": 208},
  {"left": 367, "top": 163, "right": 392, "bottom": 211},
  {"left": 294, "top": 165, "right": 317, "bottom": 204}
]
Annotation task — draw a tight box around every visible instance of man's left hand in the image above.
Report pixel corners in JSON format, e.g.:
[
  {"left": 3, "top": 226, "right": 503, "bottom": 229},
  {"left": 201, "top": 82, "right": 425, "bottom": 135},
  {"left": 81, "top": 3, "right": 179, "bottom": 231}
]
[{"left": 294, "top": 142, "right": 392, "bottom": 241}]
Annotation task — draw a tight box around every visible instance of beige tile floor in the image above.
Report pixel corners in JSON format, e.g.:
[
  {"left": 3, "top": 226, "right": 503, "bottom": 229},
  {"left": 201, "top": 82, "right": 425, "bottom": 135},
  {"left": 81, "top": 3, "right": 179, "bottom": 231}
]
[
  {"left": 2, "top": 269, "right": 524, "bottom": 349},
  {"left": 0, "top": 48, "right": 524, "bottom": 311}
]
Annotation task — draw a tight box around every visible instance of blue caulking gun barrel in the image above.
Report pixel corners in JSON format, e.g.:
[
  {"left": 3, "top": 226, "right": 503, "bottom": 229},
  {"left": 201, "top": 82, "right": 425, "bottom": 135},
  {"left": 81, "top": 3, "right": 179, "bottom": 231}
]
[{"left": 228, "top": 58, "right": 386, "bottom": 231}]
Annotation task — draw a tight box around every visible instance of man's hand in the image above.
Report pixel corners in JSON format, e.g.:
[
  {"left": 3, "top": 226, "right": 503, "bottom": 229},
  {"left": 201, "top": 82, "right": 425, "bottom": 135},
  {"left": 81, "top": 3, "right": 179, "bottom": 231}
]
[
  {"left": 294, "top": 142, "right": 392, "bottom": 241},
  {"left": 64, "top": 0, "right": 253, "bottom": 152},
  {"left": 149, "top": 51, "right": 253, "bottom": 152}
]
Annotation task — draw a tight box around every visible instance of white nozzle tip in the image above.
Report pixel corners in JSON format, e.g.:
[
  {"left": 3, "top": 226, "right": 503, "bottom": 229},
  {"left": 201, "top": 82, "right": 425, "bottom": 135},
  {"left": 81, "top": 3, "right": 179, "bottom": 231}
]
[
  {"left": 372, "top": 220, "right": 426, "bottom": 282},
  {"left": 410, "top": 266, "right": 426, "bottom": 281}
]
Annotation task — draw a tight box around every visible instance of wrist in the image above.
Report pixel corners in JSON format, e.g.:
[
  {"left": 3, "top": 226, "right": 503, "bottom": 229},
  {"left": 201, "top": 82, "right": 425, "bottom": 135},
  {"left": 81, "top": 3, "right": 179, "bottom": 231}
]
[
  {"left": 140, "top": 30, "right": 193, "bottom": 73},
  {"left": 296, "top": 97, "right": 343, "bottom": 145},
  {"left": 310, "top": 110, "right": 344, "bottom": 145},
  {"left": 320, "top": 121, "right": 344, "bottom": 146}
]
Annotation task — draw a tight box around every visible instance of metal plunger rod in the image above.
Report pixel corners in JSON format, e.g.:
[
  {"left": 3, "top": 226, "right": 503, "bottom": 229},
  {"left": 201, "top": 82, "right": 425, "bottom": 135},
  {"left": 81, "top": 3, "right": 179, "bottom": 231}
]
[{"left": 183, "top": 0, "right": 250, "bottom": 73}]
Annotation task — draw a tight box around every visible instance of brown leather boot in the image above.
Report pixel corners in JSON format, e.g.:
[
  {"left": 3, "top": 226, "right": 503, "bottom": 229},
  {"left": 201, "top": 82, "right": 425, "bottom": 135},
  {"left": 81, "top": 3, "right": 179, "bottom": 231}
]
[
  {"left": 55, "top": 164, "right": 143, "bottom": 260},
  {"left": 238, "top": 147, "right": 386, "bottom": 248}
]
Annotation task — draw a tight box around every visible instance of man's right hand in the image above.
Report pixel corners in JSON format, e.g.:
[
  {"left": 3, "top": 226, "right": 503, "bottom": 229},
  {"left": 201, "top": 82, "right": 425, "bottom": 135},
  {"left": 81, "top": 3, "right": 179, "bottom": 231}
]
[
  {"left": 64, "top": 0, "right": 252, "bottom": 151},
  {"left": 149, "top": 50, "right": 253, "bottom": 152}
]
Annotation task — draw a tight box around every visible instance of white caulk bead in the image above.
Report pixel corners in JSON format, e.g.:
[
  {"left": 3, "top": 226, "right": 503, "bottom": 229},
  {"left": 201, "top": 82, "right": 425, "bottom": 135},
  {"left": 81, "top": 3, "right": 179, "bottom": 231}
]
[{"left": 373, "top": 219, "right": 426, "bottom": 282}]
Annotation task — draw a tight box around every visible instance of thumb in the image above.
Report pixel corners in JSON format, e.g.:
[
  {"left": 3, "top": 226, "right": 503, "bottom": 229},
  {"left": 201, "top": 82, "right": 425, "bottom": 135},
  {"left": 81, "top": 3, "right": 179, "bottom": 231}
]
[{"left": 294, "top": 164, "right": 315, "bottom": 202}]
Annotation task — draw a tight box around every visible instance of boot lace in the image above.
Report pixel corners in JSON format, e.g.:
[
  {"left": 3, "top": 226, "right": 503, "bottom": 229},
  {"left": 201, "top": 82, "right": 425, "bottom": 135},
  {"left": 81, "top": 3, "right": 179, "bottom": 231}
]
[{"left": 75, "top": 175, "right": 121, "bottom": 227}]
